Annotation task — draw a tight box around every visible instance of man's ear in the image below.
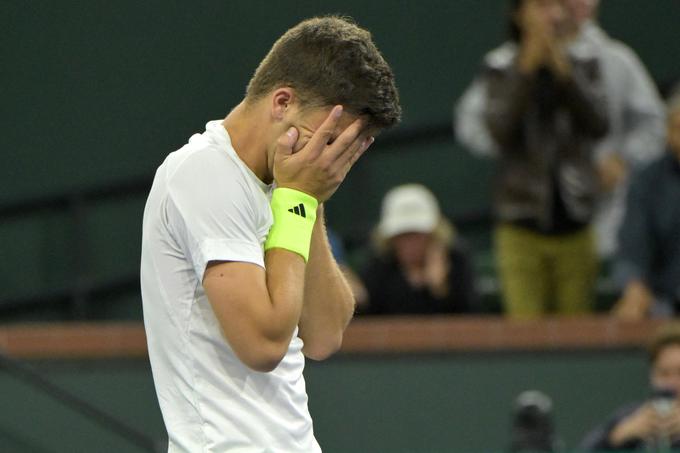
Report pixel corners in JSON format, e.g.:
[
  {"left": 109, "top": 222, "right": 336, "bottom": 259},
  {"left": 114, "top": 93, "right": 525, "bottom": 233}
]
[{"left": 271, "top": 87, "right": 295, "bottom": 121}]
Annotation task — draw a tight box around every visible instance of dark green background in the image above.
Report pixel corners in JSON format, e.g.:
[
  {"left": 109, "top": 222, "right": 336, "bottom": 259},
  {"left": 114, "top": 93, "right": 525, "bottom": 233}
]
[
  {"left": 0, "top": 350, "right": 650, "bottom": 452},
  {"left": 2, "top": 0, "right": 679, "bottom": 310}
]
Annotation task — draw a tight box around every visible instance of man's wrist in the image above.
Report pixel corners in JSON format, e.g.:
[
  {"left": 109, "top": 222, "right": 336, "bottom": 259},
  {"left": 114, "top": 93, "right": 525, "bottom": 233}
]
[
  {"left": 276, "top": 184, "right": 319, "bottom": 202},
  {"left": 265, "top": 188, "right": 319, "bottom": 262}
]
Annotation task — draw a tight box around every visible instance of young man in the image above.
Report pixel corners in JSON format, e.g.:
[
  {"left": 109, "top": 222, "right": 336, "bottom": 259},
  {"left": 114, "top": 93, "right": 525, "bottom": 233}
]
[{"left": 140, "top": 16, "right": 400, "bottom": 452}]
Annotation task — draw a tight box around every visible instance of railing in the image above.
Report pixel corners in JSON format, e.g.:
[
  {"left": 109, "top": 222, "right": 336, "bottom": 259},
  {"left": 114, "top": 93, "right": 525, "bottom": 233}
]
[
  {"left": 0, "top": 316, "right": 659, "bottom": 452},
  {"left": 0, "top": 178, "right": 150, "bottom": 318},
  {"left": 0, "top": 351, "right": 163, "bottom": 452},
  {"left": 0, "top": 317, "right": 661, "bottom": 358}
]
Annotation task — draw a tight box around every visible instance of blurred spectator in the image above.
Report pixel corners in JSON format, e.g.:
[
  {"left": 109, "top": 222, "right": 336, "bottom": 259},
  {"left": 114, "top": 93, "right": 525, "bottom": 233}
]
[
  {"left": 580, "top": 322, "right": 680, "bottom": 450},
  {"left": 611, "top": 89, "right": 680, "bottom": 319},
  {"left": 360, "top": 184, "right": 476, "bottom": 315},
  {"left": 456, "top": 0, "right": 665, "bottom": 259},
  {"left": 565, "top": 0, "right": 666, "bottom": 258},
  {"left": 459, "top": 0, "right": 608, "bottom": 318}
]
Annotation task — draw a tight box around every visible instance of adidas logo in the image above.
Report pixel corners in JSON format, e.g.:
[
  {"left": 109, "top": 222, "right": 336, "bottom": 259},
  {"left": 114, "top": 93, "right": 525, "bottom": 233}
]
[{"left": 287, "top": 203, "right": 307, "bottom": 218}]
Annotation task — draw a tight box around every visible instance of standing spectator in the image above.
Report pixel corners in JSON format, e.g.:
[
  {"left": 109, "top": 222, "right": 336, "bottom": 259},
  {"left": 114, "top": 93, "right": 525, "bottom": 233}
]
[
  {"left": 360, "top": 184, "right": 476, "bottom": 315},
  {"left": 466, "top": 0, "right": 609, "bottom": 318},
  {"left": 611, "top": 89, "right": 680, "bottom": 319},
  {"left": 565, "top": 0, "right": 666, "bottom": 258},
  {"left": 580, "top": 322, "right": 680, "bottom": 450},
  {"left": 456, "top": 0, "right": 665, "bottom": 259}
]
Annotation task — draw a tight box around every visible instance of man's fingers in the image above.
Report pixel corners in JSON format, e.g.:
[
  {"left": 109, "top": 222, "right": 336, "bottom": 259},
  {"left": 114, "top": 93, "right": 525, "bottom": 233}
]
[
  {"left": 302, "top": 105, "right": 344, "bottom": 159},
  {"left": 333, "top": 135, "right": 373, "bottom": 180},
  {"left": 325, "top": 118, "right": 365, "bottom": 163},
  {"left": 276, "top": 127, "right": 299, "bottom": 157}
]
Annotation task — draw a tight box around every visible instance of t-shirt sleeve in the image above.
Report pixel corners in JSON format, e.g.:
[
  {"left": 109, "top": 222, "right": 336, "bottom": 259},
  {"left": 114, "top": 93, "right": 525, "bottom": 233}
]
[{"left": 165, "top": 152, "right": 265, "bottom": 280}]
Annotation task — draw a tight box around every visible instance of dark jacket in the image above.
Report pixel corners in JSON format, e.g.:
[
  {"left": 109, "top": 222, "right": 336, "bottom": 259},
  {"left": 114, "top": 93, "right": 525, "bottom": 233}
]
[
  {"left": 482, "top": 42, "right": 609, "bottom": 232},
  {"left": 615, "top": 151, "right": 680, "bottom": 307},
  {"left": 360, "top": 245, "right": 476, "bottom": 315},
  {"left": 580, "top": 401, "right": 680, "bottom": 451}
]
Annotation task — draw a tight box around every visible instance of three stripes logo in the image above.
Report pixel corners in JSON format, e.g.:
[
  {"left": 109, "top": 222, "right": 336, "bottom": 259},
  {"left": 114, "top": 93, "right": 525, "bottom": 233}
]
[{"left": 288, "top": 203, "right": 307, "bottom": 218}]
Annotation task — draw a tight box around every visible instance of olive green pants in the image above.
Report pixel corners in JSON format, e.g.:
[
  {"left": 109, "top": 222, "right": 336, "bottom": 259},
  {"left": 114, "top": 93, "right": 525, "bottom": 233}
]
[{"left": 495, "top": 224, "right": 598, "bottom": 319}]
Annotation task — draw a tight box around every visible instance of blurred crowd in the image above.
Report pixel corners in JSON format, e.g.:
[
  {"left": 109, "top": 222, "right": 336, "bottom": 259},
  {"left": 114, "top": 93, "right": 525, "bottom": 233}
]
[{"left": 339, "top": 0, "right": 680, "bottom": 322}]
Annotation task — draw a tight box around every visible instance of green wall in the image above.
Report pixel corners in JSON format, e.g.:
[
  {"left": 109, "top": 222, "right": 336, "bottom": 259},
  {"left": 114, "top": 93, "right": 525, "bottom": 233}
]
[
  {"left": 0, "top": 349, "right": 649, "bottom": 452},
  {"left": 1, "top": 1, "right": 679, "bottom": 312},
  {"left": 2, "top": 0, "right": 678, "bottom": 202}
]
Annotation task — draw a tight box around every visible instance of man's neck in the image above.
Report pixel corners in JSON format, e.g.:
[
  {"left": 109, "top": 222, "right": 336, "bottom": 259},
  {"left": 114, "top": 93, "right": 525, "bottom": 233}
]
[{"left": 222, "top": 101, "right": 272, "bottom": 184}]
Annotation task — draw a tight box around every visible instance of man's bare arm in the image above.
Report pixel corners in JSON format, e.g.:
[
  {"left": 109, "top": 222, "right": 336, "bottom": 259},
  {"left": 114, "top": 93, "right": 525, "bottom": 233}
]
[
  {"left": 203, "top": 251, "right": 306, "bottom": 372},
  {"left": 203, "top": 105, "right": 369, "bottom": 372},
  {"left": 298, "top": 206, "right": 355, "bottom": 360}
]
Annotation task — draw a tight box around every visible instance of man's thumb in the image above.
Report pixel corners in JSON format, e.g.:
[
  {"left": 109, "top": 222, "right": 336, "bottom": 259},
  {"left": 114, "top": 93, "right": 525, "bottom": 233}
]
[{"left": 276, "top": 127, "right": 299, "bottom": 157}]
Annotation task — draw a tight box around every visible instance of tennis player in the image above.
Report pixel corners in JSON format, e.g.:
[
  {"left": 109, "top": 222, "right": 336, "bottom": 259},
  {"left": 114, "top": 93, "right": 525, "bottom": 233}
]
[{"left": 140, "top": 16, "right": 400, "bottom": 452}]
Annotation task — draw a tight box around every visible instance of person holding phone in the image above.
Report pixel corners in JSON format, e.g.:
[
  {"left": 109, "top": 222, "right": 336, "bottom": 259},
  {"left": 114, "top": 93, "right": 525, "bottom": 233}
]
[{"left": 580, "top": 323, "right": 680, "bottom": 450}]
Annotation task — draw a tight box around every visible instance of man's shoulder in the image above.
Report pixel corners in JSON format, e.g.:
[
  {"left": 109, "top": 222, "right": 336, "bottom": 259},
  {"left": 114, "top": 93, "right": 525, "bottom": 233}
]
[
  {"left": 165, "top": 138, "right": 245, "bottom": 189},
  {"left": 158, "top": 140, "right": 265, "bottom": 226}
]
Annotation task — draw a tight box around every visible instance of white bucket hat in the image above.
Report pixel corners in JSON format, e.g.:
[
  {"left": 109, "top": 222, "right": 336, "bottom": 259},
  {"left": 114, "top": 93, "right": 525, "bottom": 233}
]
[{"left": 378, "top": 184, "right": 441, "bottom": 239}]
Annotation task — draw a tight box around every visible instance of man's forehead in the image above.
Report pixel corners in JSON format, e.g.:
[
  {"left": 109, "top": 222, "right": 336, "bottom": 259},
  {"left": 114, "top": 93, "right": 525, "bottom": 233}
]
[{"left": 303, "top": 106, "right": 366, "bottom": 135}]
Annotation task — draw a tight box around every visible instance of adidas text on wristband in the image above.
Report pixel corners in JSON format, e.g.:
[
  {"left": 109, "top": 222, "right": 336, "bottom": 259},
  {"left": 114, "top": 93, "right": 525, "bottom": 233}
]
[{"left": 264, "top": 188, "right": 318, "bottom": 262}]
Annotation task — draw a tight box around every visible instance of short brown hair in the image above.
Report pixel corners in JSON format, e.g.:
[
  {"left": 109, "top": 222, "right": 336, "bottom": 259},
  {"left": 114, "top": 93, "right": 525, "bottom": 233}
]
[
  {"left": 245, "top": 16, "right": 401, "bottom": 131},
  {"left": 648, "top": 323, "right": 680, "bottom": 364}
]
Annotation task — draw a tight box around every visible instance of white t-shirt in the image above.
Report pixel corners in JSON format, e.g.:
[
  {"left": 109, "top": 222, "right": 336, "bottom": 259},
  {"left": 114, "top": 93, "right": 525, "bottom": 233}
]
[{"left": 140, "top": 120, "right": 321, "bottom": 453}]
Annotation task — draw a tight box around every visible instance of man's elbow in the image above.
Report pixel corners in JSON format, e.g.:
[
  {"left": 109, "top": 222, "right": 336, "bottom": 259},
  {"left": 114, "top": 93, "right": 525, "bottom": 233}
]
[
  {"left": 303, "top": 332, "right": 343, "bottom": 361},
  {"left": 237, "top": 340, "right": 289, "bottom": 373}
]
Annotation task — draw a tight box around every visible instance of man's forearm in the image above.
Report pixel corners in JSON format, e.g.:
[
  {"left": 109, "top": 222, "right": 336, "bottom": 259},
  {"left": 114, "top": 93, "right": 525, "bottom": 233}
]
[
  {"left": 298, "top": 206, "right": 355, "bottom": 359},
  {"left": 263, "top": 249, "right": 307, "bottom": 342}
]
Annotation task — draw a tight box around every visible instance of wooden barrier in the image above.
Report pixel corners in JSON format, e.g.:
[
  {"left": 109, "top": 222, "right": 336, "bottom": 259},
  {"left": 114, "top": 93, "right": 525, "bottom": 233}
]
[
  {"left": 0, "top": 322, "right": 147, "bottom": 359},
  {"left": 341, "top": 316, "right": 662, "bottom": 353},
  {"left": 0, "top": 316, "right": 664, "bottom": 359}
]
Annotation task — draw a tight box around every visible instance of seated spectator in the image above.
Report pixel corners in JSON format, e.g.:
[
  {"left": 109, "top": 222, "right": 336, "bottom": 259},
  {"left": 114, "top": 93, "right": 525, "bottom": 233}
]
[
  {"left": 612, "top": 90, "right": 680, "bottom": 319},
  {"left": 459, "top": 0, "right": 608, "bottom": 318},
  {"left": 580, "top": 322, "right": 680, "bottom": 450},
  {"left": 360, "top": 184, "right": 476, "bottom": 315}
]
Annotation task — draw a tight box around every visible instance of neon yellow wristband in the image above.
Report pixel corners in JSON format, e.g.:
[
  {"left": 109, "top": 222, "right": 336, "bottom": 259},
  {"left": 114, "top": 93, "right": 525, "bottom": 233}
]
[{"left": 264, "top": 188, "right": 318, "bottom": 262}]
